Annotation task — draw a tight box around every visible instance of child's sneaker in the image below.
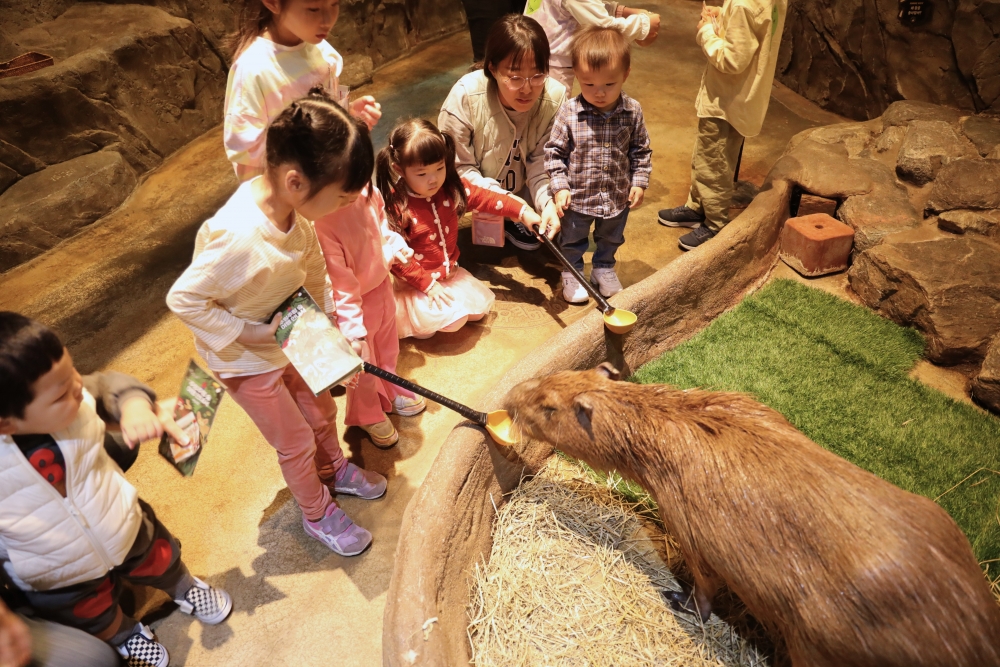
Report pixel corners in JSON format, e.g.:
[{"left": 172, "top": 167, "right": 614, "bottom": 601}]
[
  {"left": 333, "top": 461, "right": 387, "bottom": 500},
  {"left": 174, "top": 577, "right": 232, "bottom": 625},
  {"left": 116, "top": 623, "right": 169, "bottom": 667},
  {"left": 303, "top": 503, "right": 372, "bottom": 556},
  {"left": 590, "top": 268, "right": 623, "bottom": 298},
  {"left": 392, "top": 394, "right": 426, "bottom": 417},
  {"left": 361, "top": 415, "right": 398, "bottom": 447},
  {"left": 561, "top": 272, "right": 589, "bottom": 304}
]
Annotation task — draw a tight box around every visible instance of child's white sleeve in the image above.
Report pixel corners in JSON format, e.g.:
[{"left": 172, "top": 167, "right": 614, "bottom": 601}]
[
  {"left": 565, "top": 0, "right": 650, "bottom": 42},
  {"left": 696, "top": 6, "right": 760, "bottom": 75},
  {"left": 224, "top": 69, "right": 269, "bottom": 180},
  {"left": 167, "top": 231, "right": 252, "bottom": 353}
]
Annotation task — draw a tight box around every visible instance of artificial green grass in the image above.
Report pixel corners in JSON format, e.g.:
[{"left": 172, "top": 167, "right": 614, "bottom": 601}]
[{"left": 623, "top": 279, "right": 1000, "bottom": 567}]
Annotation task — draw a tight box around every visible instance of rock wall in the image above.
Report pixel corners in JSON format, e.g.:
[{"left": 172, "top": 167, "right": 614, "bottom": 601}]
[
  {"left": 777, "top": 0, "right": 1000, "bottom": 120},
  {"left": 0, "top": 0, "right": 467, "bottom": 273}
]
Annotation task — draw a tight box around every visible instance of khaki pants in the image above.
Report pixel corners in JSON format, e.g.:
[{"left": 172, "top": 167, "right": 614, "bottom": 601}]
[{"left": 684, "top": 117, "right": 745, "bottom": 232}]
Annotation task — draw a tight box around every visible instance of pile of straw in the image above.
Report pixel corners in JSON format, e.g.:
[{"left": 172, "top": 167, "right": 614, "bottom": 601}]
[{"left": 468, "top": 457, "right": 770, "bottom": 667}]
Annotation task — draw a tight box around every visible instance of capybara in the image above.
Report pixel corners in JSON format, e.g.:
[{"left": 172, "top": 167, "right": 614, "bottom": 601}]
[{"left": 504, "top": 363, "right": 1000, "bottom": 667}]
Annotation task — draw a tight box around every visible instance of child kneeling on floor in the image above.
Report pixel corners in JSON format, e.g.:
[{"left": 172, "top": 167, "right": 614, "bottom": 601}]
[
  {"left": 376, "top": 119, "right": 542, "bottom": 340},
  {"left": 0, "top": 312, "right": 232, "bottom": 667},
  {"left": 168, "top": 91, "right": 386, "bottom": 558},
  {"left": 545, "top": 26, "right": 651, "bottom": 303}
]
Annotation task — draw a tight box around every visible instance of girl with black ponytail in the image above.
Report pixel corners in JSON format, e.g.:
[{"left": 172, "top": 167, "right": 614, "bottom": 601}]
[
  {"left": 375, "top": 119, "right": 543, "bottom": 339},
  {"left": 169, "top": 89, "right": 388, "bottom": 558}
]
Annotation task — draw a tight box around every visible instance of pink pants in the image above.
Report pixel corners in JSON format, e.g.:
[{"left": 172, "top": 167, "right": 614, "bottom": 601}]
[
  {"left": 220, "top": 364, "right": 347, "bottom": 521},
  {"left": 347, "top": 276, "right": 415, "bottom": 426}
]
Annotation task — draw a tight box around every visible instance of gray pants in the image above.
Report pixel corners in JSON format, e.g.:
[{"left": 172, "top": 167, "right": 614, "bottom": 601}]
[
  {"left": 684, "top": 117, "right": 745, "bottom": 232},
  {"left": 24, "top": 615, "right": 120, "bottom": 667}
]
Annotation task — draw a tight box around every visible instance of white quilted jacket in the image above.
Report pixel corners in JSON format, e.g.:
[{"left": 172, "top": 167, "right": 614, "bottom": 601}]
[{"left": 0, "top": 390, "right": 142, "bottom": 591}]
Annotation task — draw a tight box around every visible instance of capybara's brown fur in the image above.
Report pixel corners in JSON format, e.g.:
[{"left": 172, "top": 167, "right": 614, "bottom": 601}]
[{"left": 504, "top": 364, "right": 1000, "bottom": 667}]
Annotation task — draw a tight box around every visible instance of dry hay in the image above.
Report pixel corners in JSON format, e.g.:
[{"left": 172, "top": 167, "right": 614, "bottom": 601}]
[{"left": 468, "top": 457, "right": 770, "bottom": 667}]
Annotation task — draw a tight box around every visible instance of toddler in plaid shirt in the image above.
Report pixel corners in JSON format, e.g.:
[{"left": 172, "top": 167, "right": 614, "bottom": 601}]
[{"left": 545, "top": 26, "right": 652, "bottom": 303}]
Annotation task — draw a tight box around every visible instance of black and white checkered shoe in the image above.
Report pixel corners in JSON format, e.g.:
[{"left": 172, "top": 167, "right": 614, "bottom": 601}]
[
  {"left": 174, "top": 577, "right": 233, "bottom": 625},
  {"left": 115, "top": 623, "right": 169, "bottom": 667}
]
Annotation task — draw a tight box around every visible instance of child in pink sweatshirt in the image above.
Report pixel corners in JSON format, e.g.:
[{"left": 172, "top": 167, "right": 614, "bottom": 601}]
[{"left": 315, "top": 186, "right": 426, "bottom": 448}]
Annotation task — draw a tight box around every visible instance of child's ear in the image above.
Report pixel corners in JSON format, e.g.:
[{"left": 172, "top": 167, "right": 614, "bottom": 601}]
[
  {"left": 285, "top": 169, "right": 305, "bottom": 195},
  {"left": 261, "top": 0, "right": 281, "bottom": 15},
  {"left": 0, "top": 417, "right": 18, "bottom": 436},
  {"left": 622, "top": 67, "right": 631, "bottom": 83}
]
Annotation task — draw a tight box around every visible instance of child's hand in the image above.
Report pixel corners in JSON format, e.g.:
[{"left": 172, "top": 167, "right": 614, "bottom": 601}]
[
  {"left": 539, "top": 200, "right": 562, "bottom": 238},
  {"left": 351, "top": 338, "right": 372, "bottom": 364},
  {"left": 637, "top": 13, "right": 661, "bottom": 46},
  {"left": 426, "top": 282, "right": 454, "bottom": 310},
  {"left": 553, "top": 190, "right": 571, "bottom": 218},
  {"left": 237, "top": 314, "right": 282, "bottom": 345},
  {"left": 393, "top": 247, "right": 413, "bottom": 265},
  {"left": 520, "top": 207, "right": 543, "bottom": 234},
  {"left": 120, "top": 397, "right": 192, "bottom": 449},
  {"left": 628, "top": 186, "right": 645, "bottom": 209},
  {"left": 0, "top": 601, "right": 30, "bottom": 667},
  {"left": 350, "top": 96, "right": 382, "bottom": 129}
]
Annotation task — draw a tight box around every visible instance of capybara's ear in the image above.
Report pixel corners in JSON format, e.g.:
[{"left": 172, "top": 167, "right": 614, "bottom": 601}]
[
  {"left": 596, "top": 362, "right": 621, "bottom": 381},
  {"left": 574, "top": 395, "right": 595, "bottom": 439}
]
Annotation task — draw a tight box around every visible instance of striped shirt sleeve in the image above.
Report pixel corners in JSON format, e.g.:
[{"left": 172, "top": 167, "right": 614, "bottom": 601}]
[
  {"left": 166, "top": 229, "right": 255, "bottom": 353},
  {"left": 224, "top": 65, "right": 269, "bottom": 178}
]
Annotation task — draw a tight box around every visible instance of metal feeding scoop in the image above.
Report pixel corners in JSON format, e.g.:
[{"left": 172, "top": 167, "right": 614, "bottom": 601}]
[
  {"left": 533, "top": 226, "right": 637, "bottom": 334},
  {"left": 361, "top": 363, "right": 517, "bottom": 446}
]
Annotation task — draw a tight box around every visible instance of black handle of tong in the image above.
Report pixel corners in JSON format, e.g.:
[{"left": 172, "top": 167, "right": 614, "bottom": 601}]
[
  {"left": 532, "top": 225, "right": 614, "bottom": 314},
  {"left": 362, "top": 363, "right": 488, "bottom": 426}
]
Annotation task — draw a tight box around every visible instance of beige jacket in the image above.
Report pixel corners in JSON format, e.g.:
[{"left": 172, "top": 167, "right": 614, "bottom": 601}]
[
  {"left": 438, "top": 71, "right": 566, "bottom": 210},
  {"left": 694, "top": 0, "right": 787, "bottom": 138}
]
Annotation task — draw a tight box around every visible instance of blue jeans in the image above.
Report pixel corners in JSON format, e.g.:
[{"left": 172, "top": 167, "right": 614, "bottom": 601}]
[{"left": 559, "top": 207, "right": 629, "bottom": 272}]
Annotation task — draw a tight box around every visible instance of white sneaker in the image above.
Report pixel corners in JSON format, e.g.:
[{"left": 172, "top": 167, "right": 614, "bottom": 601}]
[
  {"left": 561, "top": 272, "right": 589, "bottom": 303},
  {"left": 174, "top": 577, "right": 233, "bottom": 625},
  {"left": 116, "top": 623, "right": 169, "bottom": 667},
  {"left": 590, "top": 268, "right": 623, "bottom": 297},
  {"left": 392, "top": 394, "right": 426, "bottom": 416}
]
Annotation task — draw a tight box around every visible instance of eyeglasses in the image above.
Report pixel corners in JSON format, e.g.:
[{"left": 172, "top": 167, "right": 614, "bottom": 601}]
[{"left": 499, "top": 72, "right": 548, "bottom": 91}]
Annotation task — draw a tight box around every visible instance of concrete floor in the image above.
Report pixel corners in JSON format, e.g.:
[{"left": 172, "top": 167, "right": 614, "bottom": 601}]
[{"left": 0, "top": 2, "right": 869, "bottom": 664}]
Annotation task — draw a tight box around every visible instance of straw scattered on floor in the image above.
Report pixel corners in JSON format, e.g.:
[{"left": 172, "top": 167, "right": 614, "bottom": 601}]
[{"left": 468, "top": 457, "right": 770, "bottom": 667}]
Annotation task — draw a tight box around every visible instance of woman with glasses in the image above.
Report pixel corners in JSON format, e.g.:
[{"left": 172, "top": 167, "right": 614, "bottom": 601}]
[{"left": 438, "top": 14, "right": 564, "bottom": 251}]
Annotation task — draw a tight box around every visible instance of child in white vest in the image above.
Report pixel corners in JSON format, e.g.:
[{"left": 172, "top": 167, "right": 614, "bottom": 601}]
[{"left": 0, "top": 313, "right": 232, "bottom": 667}]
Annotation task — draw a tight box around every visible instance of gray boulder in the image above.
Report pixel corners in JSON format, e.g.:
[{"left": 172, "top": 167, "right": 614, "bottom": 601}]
[
  {"left": 836, "top": 159, "right": 920, "bottom": 252},
  {"left": 971, "top": 335, "right": 1000, "bottom": 414},
  {"left": 937, "top": 209, "right": 1000, "bottom": 239},
  {"left": 895, "top": 120, "right": 978, "bottom": 185},
  {"left": 0, "top": 4, "right": 226, "bottom": 179},
  {"left": 848, "top": 237, "right": 1000, "bottom": 365},
  {"left": 881, "top": 100, "right": 965, "bottom": 129},
  {"left": 0, "top": 151, "right": 136, "bottom": 272},
  {"left": 925, "top": 159, "right": 1000, "bottom": 213},
  {"left": 766, "top": 140, "right": 873, "bottom": 199},
  {"left": 960, "top": 115, "right": 1000, "bottom": 157}
]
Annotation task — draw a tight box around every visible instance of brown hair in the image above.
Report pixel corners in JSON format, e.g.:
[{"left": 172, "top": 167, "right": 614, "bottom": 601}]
[
  {"left": 266, "top": 86, "right": 374, "bottom": 199},
  {"left": 483, "top": 14, "right": 550, "bottom": 88},
  {"left": 571, "top": 26, "right": 631, "bottom": 72},
  {"left": 227, "top": 0, "right": 272, "bottom": 60},
  {"left": 375, "top": 119, "right": 467, "bottom": 235}
]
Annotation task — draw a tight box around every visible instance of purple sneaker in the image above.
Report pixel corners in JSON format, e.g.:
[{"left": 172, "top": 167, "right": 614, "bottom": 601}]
[
  {"left": 333, "top": 462, "right": 387, "bottom": 500},
  {"left": 303, "top": 504, "right": 372, "bottom": 556}
]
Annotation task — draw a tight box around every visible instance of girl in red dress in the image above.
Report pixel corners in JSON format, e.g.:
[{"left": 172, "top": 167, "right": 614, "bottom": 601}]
[{"left": 376, "top": 119, "right": 542, "bottom": 339}]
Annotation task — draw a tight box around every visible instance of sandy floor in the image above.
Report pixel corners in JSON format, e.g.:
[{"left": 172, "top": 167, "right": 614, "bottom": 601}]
[{"left": 0, "top": 2, "right": 870, "bottom": 664}]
